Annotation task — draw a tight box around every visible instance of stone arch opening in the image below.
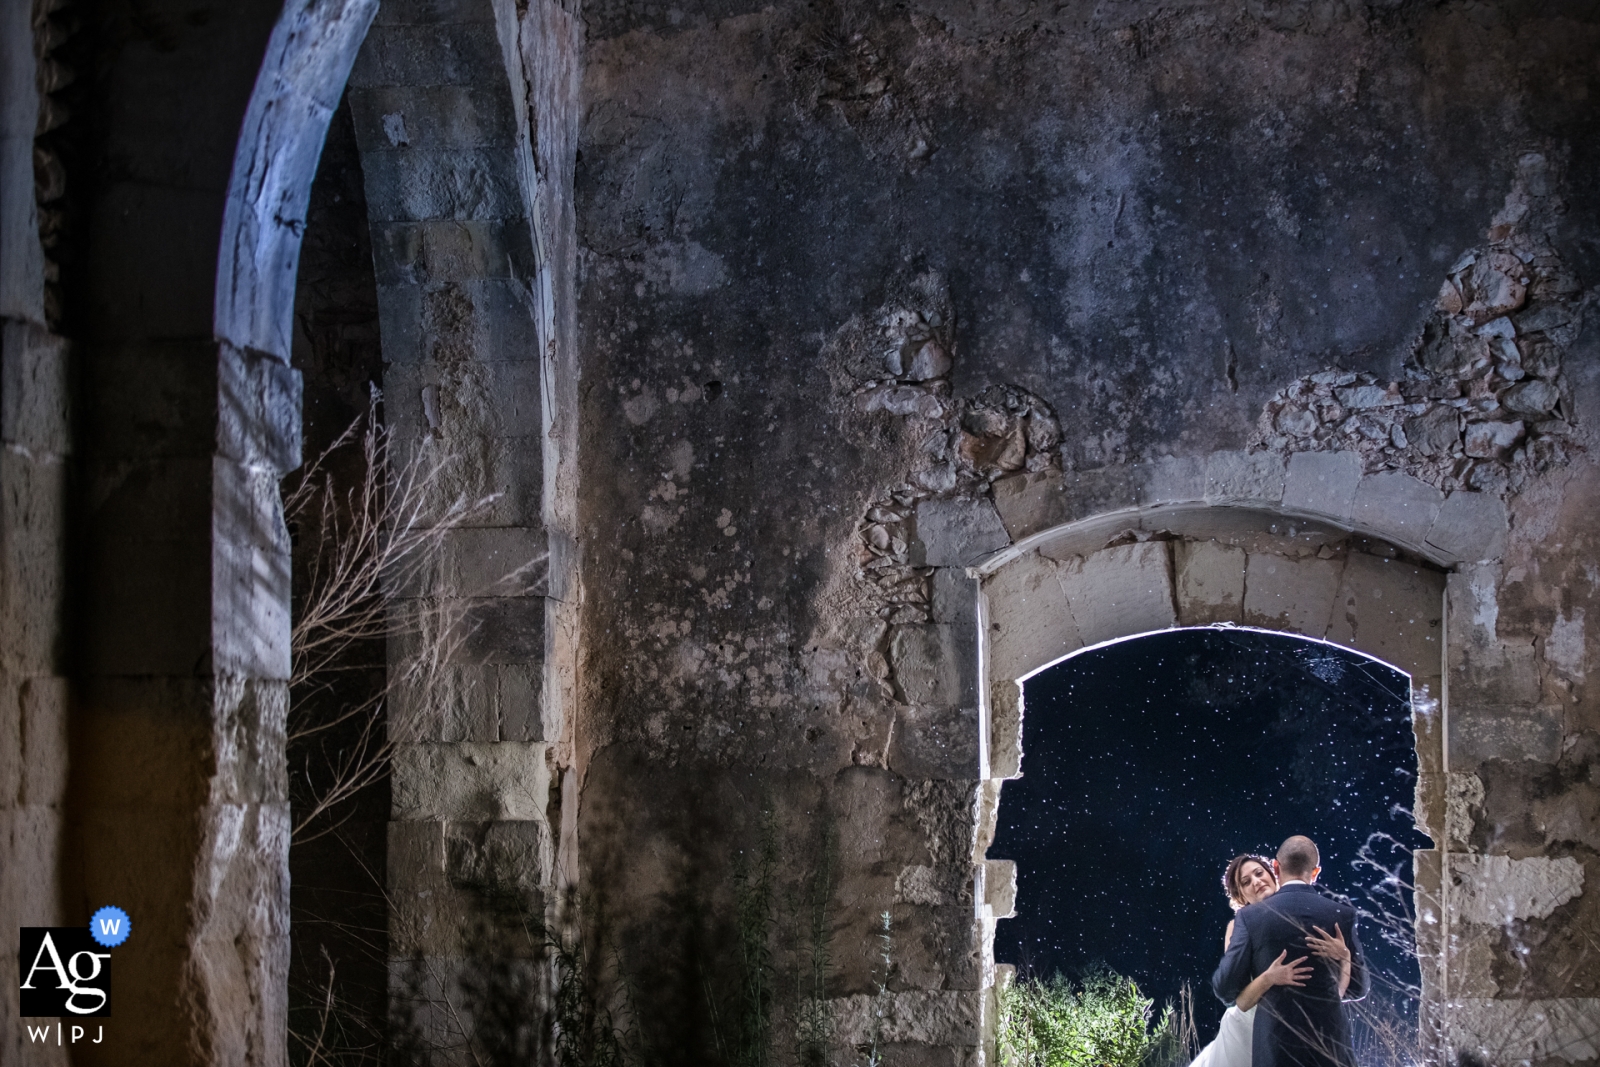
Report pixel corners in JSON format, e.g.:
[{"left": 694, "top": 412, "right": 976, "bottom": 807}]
[
  {"left": 972, "top": 503, "right": 1450, "bottom": 1056},
  {"left": 988, "top": 623, "right": 1424, "bottom": 1042}
]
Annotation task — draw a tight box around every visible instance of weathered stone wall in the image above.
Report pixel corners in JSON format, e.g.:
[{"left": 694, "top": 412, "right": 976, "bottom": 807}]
[
  {"left": 3, "top": 0, "right": 373, "bottom": 1062},
  {"left": 344, "top": 0, "right": 581, "bottom": 1053},
  {"left": 0, "top": 0, "right": 1596, "bottom": 1064},
  {"left": 1, "top": 3, "right": 69, "bottom": 1063},
  {"left": 574, "top": 1, "right": 1600, "bottom": 1063}
]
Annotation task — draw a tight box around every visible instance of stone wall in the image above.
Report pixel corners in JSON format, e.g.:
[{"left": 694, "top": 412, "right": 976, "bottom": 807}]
[
  {"left": 0, "top": 0, "right": 1595, "bottom": 1064},
  {"left": 344, "top": 0, "right": 582, "bottom": 1053},
  {"left": 574, "top": 2, "right": 1600, "bottom": 1063}
]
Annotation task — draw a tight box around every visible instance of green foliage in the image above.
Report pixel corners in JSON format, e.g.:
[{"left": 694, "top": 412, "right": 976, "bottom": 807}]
[
  {"left": 858, "top": 911, "right": 894, "bottom": 1067},
  {"left": 997, "top": 971, "right": 1174, "bottom": 1067},
  {"left": 792, "top": 821, "right": 838, "bottom": 1067},
  {"left": 709, "top": 809, "right": 781, "bottom": 1067}
]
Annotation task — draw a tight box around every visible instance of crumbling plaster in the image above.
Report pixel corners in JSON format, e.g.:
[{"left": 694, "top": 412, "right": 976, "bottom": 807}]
[{"left": 575, "top": 1, "right": 1600, "bottom": 1063}]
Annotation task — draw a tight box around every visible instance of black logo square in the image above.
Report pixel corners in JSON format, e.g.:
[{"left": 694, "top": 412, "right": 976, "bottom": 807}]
[{"left": 18, "top": 928, "right": 112, "bottom": 1018}]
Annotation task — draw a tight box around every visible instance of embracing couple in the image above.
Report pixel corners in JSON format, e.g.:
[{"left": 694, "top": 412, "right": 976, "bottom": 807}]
[{"left": 1194, "top": 836, "right": 1368, "bottom": 1067}]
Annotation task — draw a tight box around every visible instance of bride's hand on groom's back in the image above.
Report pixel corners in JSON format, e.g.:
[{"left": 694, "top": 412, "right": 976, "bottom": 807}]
[
  {"left": 1306, "top": 924, "right": 1350, "bottom": 963},
  {"left": 1262, "top": 950, "right": 1312, "bottom": 988}
]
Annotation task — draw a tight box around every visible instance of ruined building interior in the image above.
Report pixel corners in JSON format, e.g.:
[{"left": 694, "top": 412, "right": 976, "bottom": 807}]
[{"left": 2, "top": 0, "right": 1598, "bottom": 1064}]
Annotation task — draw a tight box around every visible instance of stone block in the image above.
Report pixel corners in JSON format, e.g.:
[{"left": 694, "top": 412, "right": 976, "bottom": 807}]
[
  {"left": 1141, "top": 454, "right": 1205, "bottom": 504},
  {"left": 1445, "top": 997, "right": 1600, "bottom": 1066},
  {"left": 445, "top": 819, "right": 551, "bottom": 897},
  {"left": 350, "top": 22, "right": 504, "bottom": 89},
  {"left": 390, "top": 663, "right": 499, "bottom": 742},
  {"left": 914, "top": 497, "right": 1011, "bottom": 568},
  {"left": 982, "top": 552, "right": 1080, "bottom": 681},
  {"left": 990, "top": 464, "right": 1145, "bottom": 536},
  {"left": 1063, "top": 465, "right": 1144, "bottom": 522},
  {"left": 13, "top": 677, "right": 69, "bottom": 810},
  {"left": 371, "top": 219, "right": 537, "bottom": 286},
  {"left": 389, "top": 819, "right": 446, "bottom": 893},
  {"left": 1175, "top": 539, "right": 1246, "bottom": 625},
  {"left": 347, "top": 85, "right": 515, "bottom": 151},
  {"left": 1449, "top": 705, "right": 1563, "bottom": 766},
  {"left": 834, "top": 990, "right": 982, "bottom": 1046},
  {"left": 1444, "top": 769, "right": 1482, "bottom": 849},
  {"left": 218, "top": 343, "right": 301, "bottom": 473},
  {"left": 0, "top": 321, "right": 70, "bottom": 454},
  {"left": 391, "top": 741, "right": 552, "bottom": 820},
  {"left": 1243, "top": 551, "right": 1344, "bottom": 635},
  {"left": 1412, "top": 674, "right": 1445, "bottom": 777},
  {"left": 370, "top": 0, "right": 497, "bottom": 25},
  {"left": 1, "top": 137, "right": 46, "bottom": 324},
  {"left": 1352, "top": 471, "right": 1445, "bottom": 550},
  {"left": 0, "top": 450, "right": 67, "bottom": 675},
  {"left": 375, "top": 283, "right": 424, "bottom": 364},
  {"left": 1058, "top": 541, "right": 1177, "bottom": 646},
  {"left": 0, "top": 807, "right": 65, "bottom": 927},
  {"left": 361, "top": 148, "right": 526, "bottom": 224},
  {"left": 1446, "top": 565, "right": 1502, "bottom": 654},
  {"left": 1452, "top": 637, "right": 1543, "bottom": 708},
  {"left": 1281, "top": 451, "right": 1362, "bottom": 524},
  {"left": 973, "top": 780, "right": 1001, "bottom": 863},
  {"left": 387, "top": 526, "right": 550, "bottom": 599},
  {"left": 1450, "top": 855, "right": 1585, "bottom": 925},
  {"left": 210, "top": 677, "right": 289, "bottom": 805},
  {"left": 992, "top": 469, "right": 1068, "bottom": 541},
  {"left": 390, "top": 596, "right": 546, "bottom": 667},
  {"left": 1204, "top": 450, "right": 1286, "bottom": 506},
  {"left": 1325, "top": 551, "right": 1445, "bottom": 676},
  {"left": 384, "top": 359, "right": 545, "bottom": 442},
  {"left": 888, "top": 705, "right": 980, "bottom": 781},
  {"left": 214, "top": 458, "right": 294, "bottom": 681},
  {"left": 888, "top": 624, "right": 969, "bottom": 706},
  {"left": 1425, "top": 492, "right": 1509, "bottom": 563},
  {"left": 887, "top": 904, "right": 983, "bottom": 992},
  {"left": 985, "top": 859, "right": 1017, "bottom": 919},
  {"left": 878, "top": 1044, "right": 981, "bottom": 1067},
  {"left": 497, "top": 660, "right": 546, "bottom": 742},
  {"left": 895, "top": 864, "right": 954, "bottom": 905},
  {"left": 987, "top": 680, "right": 1023, "bottom": 780},
  {"left": 931, "top": 567, "right": 977, "bottom": 625},
  {"left": 1413, "top": 772, "right": 1445, "bottom": 847}
]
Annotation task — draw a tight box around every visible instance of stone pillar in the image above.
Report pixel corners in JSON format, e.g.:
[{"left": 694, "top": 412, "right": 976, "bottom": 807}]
[
  {"left": 0, "top": 3, "right": 71, "bottom": 1063},
  {"left": 52, "top": 1, "right": 372, "bottom": 1063},
  {"left": 347, "top": 0, "right": 580, "bottom": 1045}
]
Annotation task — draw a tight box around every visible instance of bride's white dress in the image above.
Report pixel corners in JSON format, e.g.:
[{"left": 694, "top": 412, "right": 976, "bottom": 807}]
[{"left": 1189, "top": 1004, "right": 1255, "bottom": 1067}]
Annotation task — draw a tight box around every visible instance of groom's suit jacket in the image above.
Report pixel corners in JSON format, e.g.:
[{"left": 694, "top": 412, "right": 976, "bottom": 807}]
[{"left": 1211, "top": 883, "right": 1367, "bottom": 1067}]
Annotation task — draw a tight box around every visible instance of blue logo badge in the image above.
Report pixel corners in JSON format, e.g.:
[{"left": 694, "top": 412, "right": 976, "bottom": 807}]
[{"left": 89, "top": 907, "right": 130, "bottom": 949}]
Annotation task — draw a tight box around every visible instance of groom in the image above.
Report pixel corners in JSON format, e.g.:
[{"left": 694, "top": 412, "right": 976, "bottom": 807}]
[{"left": 1211, "top": 836, "right": 1367, "bottom": 1067}]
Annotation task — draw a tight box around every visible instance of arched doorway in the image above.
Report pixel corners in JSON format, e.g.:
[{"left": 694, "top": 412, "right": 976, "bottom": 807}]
[
  {"left": 989, "top": 626, "right": 1426, "bottom": 1049},
  {"left": 972, "top": 504, "right": 1450, "bottom": 1059}
]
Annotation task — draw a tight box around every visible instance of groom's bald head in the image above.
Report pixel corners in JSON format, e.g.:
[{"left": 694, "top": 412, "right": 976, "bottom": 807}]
[{"left": 1277, "top": 835, "right": 1321, "bottom": 878}]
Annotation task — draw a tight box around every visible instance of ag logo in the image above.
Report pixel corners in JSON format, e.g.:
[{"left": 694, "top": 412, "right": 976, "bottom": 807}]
[{"left": 19, "top": 928, "right": 111, "bottom": 1017}]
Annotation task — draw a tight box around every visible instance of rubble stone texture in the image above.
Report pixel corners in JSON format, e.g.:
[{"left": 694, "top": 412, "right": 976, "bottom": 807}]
[{"left": 0, "top": 0, "right": 1596, "bottom": 1065}]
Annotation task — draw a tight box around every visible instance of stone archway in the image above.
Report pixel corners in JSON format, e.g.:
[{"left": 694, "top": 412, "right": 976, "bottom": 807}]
[{"left": 969, "top": 498, "right": 1454, "bottom": 1059}]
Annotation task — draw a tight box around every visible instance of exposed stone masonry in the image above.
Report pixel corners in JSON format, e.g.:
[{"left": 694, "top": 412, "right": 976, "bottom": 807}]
[{"left": 1256, "top": 154, "right": 1585, "bottom": 498}]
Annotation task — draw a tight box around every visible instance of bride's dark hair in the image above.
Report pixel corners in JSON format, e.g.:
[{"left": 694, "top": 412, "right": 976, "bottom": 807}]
[{"left": 1223, "top": 853, "right": 1276, "bottom": 910}]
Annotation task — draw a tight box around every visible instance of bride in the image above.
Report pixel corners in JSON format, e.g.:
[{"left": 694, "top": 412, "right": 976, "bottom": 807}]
[{"left": 1189, "top": 854, "right": 1354, "bottom": 1067}]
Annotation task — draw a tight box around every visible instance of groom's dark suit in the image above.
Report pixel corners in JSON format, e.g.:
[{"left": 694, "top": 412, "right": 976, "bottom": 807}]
[{"left": 1211, "top": 882, "right": 1367, "bottom": 1067}]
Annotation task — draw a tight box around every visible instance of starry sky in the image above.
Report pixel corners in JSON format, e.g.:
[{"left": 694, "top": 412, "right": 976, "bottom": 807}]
[{"left": 989, "top": 628, "right": 1430, "bottom": 1038}]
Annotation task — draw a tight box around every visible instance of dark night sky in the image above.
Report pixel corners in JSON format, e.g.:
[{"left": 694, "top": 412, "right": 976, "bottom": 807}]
[{"left": 989, "top": 628, "right": 1430, "bottom": 1040}]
